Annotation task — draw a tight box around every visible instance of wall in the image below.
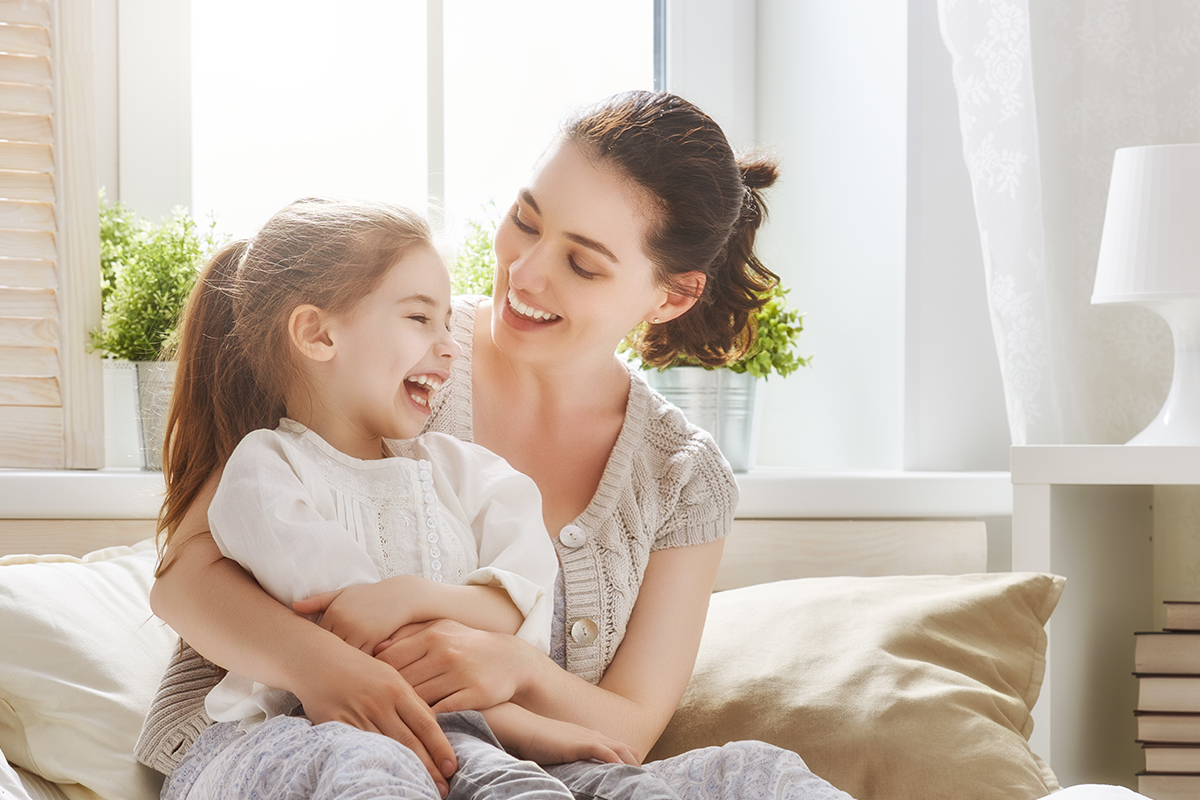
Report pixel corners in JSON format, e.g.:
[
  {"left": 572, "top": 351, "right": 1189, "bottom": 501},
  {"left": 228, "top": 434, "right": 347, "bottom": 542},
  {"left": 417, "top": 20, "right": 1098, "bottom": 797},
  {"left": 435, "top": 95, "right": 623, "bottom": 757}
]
[{"left": 752, "top": 0, "right": 1010, "bottom": 472}]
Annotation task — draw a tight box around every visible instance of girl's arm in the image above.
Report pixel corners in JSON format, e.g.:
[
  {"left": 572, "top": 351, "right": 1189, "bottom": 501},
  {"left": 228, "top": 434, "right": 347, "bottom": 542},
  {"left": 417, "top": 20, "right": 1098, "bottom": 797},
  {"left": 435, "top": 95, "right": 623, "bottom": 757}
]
[
  {"left": 149, "top": 474, "right": 458, "bottom": 794},
  {"left": 378, "top": 538, "right": 724, "bottom": 758},
  {"left": 294, "top": 578, "right": 524, "bottom": 655}
]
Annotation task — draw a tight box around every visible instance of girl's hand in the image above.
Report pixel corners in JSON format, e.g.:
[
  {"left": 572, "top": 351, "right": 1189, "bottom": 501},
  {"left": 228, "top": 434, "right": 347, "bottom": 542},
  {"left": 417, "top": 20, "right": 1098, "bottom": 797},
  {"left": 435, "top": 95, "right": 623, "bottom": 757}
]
[
  {"left": 483, "top": 704, "right": 641, "bottom": 767},
  {"left": 295, "top": 580, "right": 417, "bottom": 655},
  {"left": 374, "top": 619, "right": 530, "bottom": 712}
]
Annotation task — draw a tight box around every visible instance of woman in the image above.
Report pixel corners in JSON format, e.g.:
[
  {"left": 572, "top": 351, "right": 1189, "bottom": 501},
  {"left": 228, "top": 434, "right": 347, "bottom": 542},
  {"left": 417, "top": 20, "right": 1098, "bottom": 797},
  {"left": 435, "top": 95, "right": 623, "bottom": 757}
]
[{"left": 142, "top": 90, "right": 855, "bottom": 800}]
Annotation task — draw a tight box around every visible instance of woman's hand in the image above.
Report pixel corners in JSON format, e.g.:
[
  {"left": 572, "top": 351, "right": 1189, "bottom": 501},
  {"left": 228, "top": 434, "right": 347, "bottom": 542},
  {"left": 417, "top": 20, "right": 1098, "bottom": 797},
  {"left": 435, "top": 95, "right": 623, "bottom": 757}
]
[
  {"left": 481, "top": 703, "right": 641, "bottom": 767},
  {"left": 294, "top": 642, "right": 458, "bottom": 791},
  {"left": 294, "top": 581, "right": 417, "bottom": 655},
  {"left": 373, "top": 619, "right": 533, "bottom": 712}
]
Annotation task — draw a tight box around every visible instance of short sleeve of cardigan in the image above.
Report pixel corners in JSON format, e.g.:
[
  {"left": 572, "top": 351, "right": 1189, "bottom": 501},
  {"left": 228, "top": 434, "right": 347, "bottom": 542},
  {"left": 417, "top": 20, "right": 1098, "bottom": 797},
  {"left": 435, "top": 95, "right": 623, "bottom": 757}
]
[{"left": 643, "top": 394, "right": 739, "bottom": 553}]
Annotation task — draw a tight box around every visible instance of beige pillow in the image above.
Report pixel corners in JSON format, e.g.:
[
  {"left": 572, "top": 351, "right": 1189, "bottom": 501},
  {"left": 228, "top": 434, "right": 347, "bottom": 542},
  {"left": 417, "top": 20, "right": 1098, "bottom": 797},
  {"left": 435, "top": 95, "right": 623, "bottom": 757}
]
[
  {"left": 648, "top": 572, "right": 1064, "bottom": 800},
  {"left": 0, "top": 540, "right": 177, "bottom": 800}
]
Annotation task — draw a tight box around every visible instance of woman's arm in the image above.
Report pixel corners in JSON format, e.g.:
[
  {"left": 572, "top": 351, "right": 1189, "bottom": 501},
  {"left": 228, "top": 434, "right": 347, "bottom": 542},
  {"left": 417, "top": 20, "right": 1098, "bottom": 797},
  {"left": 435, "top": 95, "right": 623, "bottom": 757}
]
[
  {"left": 479, "top": 702, "right": 640, "bottom": 766},
  {"left": 378, "top": 538, "right": 724, "bottom": 757},
  {"left": 149, "top": 474, "right": 458, "bottom": 793}
]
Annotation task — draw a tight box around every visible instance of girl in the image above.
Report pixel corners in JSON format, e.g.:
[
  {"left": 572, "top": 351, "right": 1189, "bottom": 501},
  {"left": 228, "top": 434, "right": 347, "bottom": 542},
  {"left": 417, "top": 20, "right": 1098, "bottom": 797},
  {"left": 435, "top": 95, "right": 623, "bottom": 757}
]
[
  {"left": 142, "top": 93, "right": 858, "bottom": 800},
  {"left": 152, "top": 197, "right": 665, "bottom": 799}
]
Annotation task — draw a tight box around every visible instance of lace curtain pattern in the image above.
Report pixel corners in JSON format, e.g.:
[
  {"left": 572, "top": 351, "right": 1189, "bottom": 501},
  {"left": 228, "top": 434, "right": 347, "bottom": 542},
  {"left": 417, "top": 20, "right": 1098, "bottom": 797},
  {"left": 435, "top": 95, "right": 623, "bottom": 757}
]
[{"left": 938, "top": 0, "right": 1200, "bottom": 445}]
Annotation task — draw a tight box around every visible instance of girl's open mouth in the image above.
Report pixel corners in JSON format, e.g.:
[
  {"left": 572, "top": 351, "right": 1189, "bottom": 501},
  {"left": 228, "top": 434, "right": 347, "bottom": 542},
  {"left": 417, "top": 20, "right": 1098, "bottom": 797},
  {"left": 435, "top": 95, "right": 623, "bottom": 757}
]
[{"left": 404, "top": 374, "right": 443, "bottom": 408}]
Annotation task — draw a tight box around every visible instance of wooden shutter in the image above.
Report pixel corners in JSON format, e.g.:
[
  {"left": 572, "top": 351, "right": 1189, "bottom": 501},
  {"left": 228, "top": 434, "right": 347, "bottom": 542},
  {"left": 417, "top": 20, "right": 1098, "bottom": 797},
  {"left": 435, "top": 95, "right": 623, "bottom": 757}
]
[{"left": 0, "top": 0, "right": 100, "bottom": 468}]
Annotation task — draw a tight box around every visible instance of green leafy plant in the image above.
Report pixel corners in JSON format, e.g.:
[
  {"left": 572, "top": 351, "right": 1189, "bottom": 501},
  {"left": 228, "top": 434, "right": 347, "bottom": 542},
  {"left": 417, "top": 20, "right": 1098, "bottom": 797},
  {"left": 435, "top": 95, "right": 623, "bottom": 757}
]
[
  {"left": 450, "top": 207, "right": 498, "bottom": 297},
  {"left": 625, "top": 283, "right": 811, "bottom": 380},
  {"left": 726, "top": 284, "right": 811, "bottom": 379},
  {"left": 91, "top": 194, "right": 225, "bottom": 362}
]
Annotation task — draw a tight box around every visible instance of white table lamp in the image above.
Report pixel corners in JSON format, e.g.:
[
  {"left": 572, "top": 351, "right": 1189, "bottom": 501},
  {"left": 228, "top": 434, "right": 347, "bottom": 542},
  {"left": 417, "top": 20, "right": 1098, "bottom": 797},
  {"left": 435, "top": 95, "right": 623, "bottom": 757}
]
[{"left": 1093, "top": 144, "right": 1200, "bottom": 444}]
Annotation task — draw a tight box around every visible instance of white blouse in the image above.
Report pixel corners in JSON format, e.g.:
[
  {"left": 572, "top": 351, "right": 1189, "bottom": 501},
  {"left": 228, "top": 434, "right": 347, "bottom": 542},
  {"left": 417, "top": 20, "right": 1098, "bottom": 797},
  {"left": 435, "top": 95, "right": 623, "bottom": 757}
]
[{"left": 204, "top": 418, "right": 557, "bottom": 725}]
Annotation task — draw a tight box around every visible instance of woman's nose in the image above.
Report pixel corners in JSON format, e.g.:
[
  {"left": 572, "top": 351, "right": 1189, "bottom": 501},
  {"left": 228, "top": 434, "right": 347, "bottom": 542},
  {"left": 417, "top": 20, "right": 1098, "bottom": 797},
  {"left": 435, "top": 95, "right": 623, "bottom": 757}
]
[{"left": 508, "top": 242, "right": 550, "bottom": 293}]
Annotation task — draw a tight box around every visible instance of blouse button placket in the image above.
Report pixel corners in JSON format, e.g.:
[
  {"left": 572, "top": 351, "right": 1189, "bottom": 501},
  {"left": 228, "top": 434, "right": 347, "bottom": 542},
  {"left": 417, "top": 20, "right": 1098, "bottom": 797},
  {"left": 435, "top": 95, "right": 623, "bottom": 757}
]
[{"left": 417, "top": 460, "right": 442, "bottom": 584}]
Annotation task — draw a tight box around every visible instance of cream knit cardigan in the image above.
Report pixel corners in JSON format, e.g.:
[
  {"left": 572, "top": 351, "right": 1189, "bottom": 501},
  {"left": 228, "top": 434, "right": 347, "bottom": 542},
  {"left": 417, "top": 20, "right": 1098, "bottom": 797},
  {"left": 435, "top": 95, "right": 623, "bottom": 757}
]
[
  {"left": 134, "top": 296, "right": 737, "bottom": 774},
  {"left": 427, "top": 297, "right": 737, "bottom": 685}
]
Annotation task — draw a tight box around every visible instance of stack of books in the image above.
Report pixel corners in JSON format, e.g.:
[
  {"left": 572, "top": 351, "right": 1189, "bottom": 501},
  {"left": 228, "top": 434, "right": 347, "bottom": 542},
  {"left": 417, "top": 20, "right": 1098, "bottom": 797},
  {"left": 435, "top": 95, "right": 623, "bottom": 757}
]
[{"left": 1136, "top": 601, "right": 1200, "bottom": 799}]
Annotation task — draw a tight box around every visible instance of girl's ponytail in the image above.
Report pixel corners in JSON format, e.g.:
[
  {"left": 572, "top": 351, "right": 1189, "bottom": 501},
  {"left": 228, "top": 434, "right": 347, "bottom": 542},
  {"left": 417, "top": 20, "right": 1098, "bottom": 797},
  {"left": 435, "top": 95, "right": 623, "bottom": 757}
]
[{"left": 157, "top": 240, "right": 282, "bottom": 557}]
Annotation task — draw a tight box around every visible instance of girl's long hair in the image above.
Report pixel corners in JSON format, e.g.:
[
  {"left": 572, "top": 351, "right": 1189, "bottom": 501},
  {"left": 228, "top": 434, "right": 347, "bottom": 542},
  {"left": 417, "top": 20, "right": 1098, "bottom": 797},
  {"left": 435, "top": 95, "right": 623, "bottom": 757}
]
[{"left": 156, "top": 198, "right": 433, "bottom": 568}]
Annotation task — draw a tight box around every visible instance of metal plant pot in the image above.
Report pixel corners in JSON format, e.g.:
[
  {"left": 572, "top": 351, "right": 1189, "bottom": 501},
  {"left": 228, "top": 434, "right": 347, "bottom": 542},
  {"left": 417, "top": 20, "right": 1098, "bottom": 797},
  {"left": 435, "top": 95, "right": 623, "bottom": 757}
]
[
  {"left": 134, "top": 361, "right": 176, "bottom": 470},
  {"left": 644, "top": 367, "right": 762, "bottom": 472}
]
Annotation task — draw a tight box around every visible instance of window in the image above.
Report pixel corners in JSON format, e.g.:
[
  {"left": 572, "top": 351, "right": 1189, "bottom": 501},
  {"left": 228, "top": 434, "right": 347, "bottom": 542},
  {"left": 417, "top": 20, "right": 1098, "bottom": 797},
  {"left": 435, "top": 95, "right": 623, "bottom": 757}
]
[{"left": 190, "top": 2, "right": 654, "bottom": 241}]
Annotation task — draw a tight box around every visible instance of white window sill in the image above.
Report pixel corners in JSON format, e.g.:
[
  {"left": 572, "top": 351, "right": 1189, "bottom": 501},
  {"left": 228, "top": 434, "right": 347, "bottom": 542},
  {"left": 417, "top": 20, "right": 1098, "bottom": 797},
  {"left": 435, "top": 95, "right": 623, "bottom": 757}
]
[{"left": 0, "top": 468, "right": 1013, "bottom": 520}]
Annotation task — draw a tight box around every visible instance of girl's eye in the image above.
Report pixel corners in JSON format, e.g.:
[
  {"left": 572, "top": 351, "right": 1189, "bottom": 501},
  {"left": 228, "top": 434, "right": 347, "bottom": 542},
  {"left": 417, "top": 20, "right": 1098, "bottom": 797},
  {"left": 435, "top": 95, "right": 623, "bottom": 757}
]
[
  {"left": 510, "top": 208, "right": 537, "bottom": 235},
  {"left": 569, "top": 257, "right": 597, "bottom": 280},
  {"left": 408, "top": 314, "right": 430, "bottom": 324}
]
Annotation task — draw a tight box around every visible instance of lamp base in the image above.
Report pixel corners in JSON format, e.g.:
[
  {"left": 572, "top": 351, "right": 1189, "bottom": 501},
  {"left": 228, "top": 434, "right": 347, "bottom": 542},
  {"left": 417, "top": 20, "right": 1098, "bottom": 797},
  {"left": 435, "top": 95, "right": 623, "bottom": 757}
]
[{"left": 1124, "top": 297, "right": 1200, "bottom": 445}]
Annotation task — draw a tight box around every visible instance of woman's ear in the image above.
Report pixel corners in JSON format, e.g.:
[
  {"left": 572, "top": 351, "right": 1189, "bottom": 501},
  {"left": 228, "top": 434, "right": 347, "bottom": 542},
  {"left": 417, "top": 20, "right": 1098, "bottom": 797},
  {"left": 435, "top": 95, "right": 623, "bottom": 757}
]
[
  {"left": 289, "top": 305, "right": 336, "bottom": 362},
  {"left": 650, "top": 271, "right": 707, "bottom": 323}
]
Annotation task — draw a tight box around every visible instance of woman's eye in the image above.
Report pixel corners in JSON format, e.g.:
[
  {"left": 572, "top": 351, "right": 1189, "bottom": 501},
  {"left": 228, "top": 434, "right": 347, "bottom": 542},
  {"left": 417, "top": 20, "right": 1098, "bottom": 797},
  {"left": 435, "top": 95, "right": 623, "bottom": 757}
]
[
  {"left": 569, "top": 257, "right": 597, "bottom": 280},
  {"left": 408, "top": 314, "right": 430, "bottom": 324},
  {"left": 510, "top": 208, "right": 537, "bottom": 235}
]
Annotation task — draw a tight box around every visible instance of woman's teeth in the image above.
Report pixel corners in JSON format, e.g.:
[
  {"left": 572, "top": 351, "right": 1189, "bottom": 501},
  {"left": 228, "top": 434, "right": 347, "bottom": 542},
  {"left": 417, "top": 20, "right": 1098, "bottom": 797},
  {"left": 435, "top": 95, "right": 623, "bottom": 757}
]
[{"left": 508, "top": 289, "right": 559, "bottom": 321}]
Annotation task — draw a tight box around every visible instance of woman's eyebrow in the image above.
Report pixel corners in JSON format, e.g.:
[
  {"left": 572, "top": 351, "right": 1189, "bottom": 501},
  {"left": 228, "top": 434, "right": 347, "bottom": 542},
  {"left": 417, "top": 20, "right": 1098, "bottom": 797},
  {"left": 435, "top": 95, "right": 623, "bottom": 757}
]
[{"left": 519, "top": 189, "right": 619, "bottom": 264}]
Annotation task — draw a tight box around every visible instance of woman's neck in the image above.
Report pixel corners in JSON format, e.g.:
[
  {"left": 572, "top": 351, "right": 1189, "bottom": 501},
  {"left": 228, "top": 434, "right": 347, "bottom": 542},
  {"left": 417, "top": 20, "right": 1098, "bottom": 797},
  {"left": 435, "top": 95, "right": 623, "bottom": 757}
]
[{"left": 473, "top": 298, "right": 630, "bottom": 413}]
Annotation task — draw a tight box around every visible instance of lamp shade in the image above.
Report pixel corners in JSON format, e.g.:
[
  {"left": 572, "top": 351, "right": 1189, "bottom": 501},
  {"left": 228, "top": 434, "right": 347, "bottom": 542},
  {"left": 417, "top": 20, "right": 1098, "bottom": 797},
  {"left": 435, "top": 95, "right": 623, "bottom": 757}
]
[{"left": 1093, "top": 144, "right": 1200, "bottom": 304}]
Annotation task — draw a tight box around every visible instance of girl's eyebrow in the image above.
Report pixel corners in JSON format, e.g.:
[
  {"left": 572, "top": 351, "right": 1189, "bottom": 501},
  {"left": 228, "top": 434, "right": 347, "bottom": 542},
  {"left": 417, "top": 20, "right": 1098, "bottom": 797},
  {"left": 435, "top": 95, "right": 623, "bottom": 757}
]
[
  {"left": 519, "top": 189, "right": 619, "bottom": 264},
  {"left": 397, "top": 294, "right": 438, "bottom": 306}
]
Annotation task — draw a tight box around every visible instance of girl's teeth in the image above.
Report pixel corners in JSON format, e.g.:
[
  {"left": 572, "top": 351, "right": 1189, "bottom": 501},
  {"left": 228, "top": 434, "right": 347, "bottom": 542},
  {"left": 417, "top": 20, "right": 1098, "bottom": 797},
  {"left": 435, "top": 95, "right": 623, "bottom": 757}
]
[{"left": 508, "top": 289, "right": 559, "bottom": 321}]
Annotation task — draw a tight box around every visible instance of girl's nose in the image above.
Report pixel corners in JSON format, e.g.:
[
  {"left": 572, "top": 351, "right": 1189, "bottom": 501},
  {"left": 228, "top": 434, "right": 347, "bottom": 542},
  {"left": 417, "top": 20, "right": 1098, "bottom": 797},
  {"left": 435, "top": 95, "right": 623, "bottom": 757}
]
[{"left": 436, "top": 329, "right": 461, "bottom": 361}]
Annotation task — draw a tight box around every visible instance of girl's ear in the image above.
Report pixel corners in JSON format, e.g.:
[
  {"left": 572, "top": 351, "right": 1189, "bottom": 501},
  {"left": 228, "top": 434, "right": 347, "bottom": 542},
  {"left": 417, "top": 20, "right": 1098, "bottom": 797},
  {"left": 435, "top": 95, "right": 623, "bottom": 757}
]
[
  {"left": 649, "top": 271, "right": 707, "bottom": 324},
  {"left": 289, "top": 305, "right": 336, "bottom": 362}
]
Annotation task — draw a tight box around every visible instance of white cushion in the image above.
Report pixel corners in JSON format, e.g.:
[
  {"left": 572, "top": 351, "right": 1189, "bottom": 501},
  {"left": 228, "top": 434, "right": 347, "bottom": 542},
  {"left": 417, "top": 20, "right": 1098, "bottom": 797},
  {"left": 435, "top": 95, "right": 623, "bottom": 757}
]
[{"left": 0, "top": 540, "right": 177, "bottom": 800}]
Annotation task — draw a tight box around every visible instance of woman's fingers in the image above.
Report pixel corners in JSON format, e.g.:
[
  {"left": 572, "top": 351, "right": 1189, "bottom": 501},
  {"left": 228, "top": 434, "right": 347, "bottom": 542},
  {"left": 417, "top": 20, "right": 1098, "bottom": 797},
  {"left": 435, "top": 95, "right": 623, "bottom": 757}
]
[
  {"left": 378, "top": 700, "right": 455, "bottom": 797},
  {"left": 375, "top": 619, "right": 437, "bottom": 654}
]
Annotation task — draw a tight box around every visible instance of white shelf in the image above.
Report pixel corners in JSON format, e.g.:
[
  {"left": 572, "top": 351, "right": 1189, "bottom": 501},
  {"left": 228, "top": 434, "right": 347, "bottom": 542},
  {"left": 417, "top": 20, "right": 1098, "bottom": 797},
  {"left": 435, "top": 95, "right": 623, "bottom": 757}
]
[
  {"left": 0, "top": 469, "right": 164, "bottom": 519},
  {"left": 735, "top": 468, "right": 1012, "bottom": 518},
  {"left": 1012, "top": 445, "right": 1200, "bottom": 485},
  {"left": 1010, "top": 444, "right": 1187, "bottom": 789},
  {"left": 0, "top": 467, "right": 1013, "bottom": 521}
]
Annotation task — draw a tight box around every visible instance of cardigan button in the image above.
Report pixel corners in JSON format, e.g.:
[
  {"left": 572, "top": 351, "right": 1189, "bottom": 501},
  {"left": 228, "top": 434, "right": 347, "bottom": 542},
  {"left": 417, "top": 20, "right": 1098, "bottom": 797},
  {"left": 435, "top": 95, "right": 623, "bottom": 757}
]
[
  {"left": 570, "top": 618, "right": 598, "bottom": 645},
  {"left": 560, "top": 525, "right": 587, "bottom": 548}
]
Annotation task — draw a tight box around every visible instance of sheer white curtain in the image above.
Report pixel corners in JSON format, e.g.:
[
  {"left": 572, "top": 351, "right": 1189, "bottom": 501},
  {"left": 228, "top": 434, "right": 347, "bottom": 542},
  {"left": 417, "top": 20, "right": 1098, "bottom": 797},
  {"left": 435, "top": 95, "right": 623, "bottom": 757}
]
[{"left": 938, "top": 0, "right": 1200, "bottom": 445}]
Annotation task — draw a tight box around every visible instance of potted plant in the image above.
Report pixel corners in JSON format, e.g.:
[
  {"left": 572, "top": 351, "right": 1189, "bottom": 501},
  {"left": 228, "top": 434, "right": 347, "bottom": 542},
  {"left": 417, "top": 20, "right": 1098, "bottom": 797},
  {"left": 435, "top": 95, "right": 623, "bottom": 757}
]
[
  {"left": 633, "top": 282, "right": 810, "bottom": 471},
  {"left": 91, "top": 192, "right": 225, "bottom": 469}
]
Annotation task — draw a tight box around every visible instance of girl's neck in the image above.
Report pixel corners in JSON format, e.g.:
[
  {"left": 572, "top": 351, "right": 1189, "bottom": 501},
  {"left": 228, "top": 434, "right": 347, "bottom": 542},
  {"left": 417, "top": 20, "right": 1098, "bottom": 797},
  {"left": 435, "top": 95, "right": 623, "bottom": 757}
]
[{"left": 285, "top": 396, "right": 387, "bottom": 461}]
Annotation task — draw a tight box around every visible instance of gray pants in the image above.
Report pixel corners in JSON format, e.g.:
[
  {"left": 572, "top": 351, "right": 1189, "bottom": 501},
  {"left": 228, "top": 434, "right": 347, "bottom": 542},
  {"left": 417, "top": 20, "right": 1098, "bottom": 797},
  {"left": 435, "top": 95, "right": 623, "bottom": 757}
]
[{"left": 163, "top": 711, "right": 679, "bottom": 800}]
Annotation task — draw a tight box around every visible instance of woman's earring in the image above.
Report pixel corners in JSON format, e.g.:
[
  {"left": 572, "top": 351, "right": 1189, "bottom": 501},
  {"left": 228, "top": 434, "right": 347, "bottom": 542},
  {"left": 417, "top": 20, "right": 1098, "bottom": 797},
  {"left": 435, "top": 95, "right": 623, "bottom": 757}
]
[{"left": 653, "top": 317, "right": 661, "bottom": 324}]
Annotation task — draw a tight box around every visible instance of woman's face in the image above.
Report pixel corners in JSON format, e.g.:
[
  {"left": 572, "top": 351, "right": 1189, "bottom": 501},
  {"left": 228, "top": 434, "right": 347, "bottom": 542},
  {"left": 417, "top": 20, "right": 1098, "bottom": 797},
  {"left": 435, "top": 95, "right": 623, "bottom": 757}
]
[{"left": 491, "top": 140, "right": 670, "bottom": 369}]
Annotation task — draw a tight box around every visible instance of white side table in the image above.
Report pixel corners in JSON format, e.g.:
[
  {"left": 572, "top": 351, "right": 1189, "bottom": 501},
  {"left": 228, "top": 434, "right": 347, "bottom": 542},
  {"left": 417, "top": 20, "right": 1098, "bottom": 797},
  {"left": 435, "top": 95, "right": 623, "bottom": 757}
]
[{"left": 1012, "top": 445, "right": 1200, "bottom": 789}]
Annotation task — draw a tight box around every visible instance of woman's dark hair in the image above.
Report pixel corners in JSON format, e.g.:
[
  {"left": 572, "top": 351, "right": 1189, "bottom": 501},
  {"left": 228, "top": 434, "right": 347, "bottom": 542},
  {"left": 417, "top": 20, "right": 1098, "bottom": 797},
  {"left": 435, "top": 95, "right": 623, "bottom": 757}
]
[
  {"left": 156, "top": 197, "right": 432, "bottom": 564},
  {"left": 562, "top": 90, "right": 780, "bottom": 367}
]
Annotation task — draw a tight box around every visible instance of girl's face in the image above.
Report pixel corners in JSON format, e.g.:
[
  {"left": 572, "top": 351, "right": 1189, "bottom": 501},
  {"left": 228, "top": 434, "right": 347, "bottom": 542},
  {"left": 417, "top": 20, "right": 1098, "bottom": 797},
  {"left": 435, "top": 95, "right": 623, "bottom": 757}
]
[
  {"left": 491, "top": 140, "right": 672, "bottom": 369},
  {"left": 316, "top": 245, "right": 460, "bottom": 455}
]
